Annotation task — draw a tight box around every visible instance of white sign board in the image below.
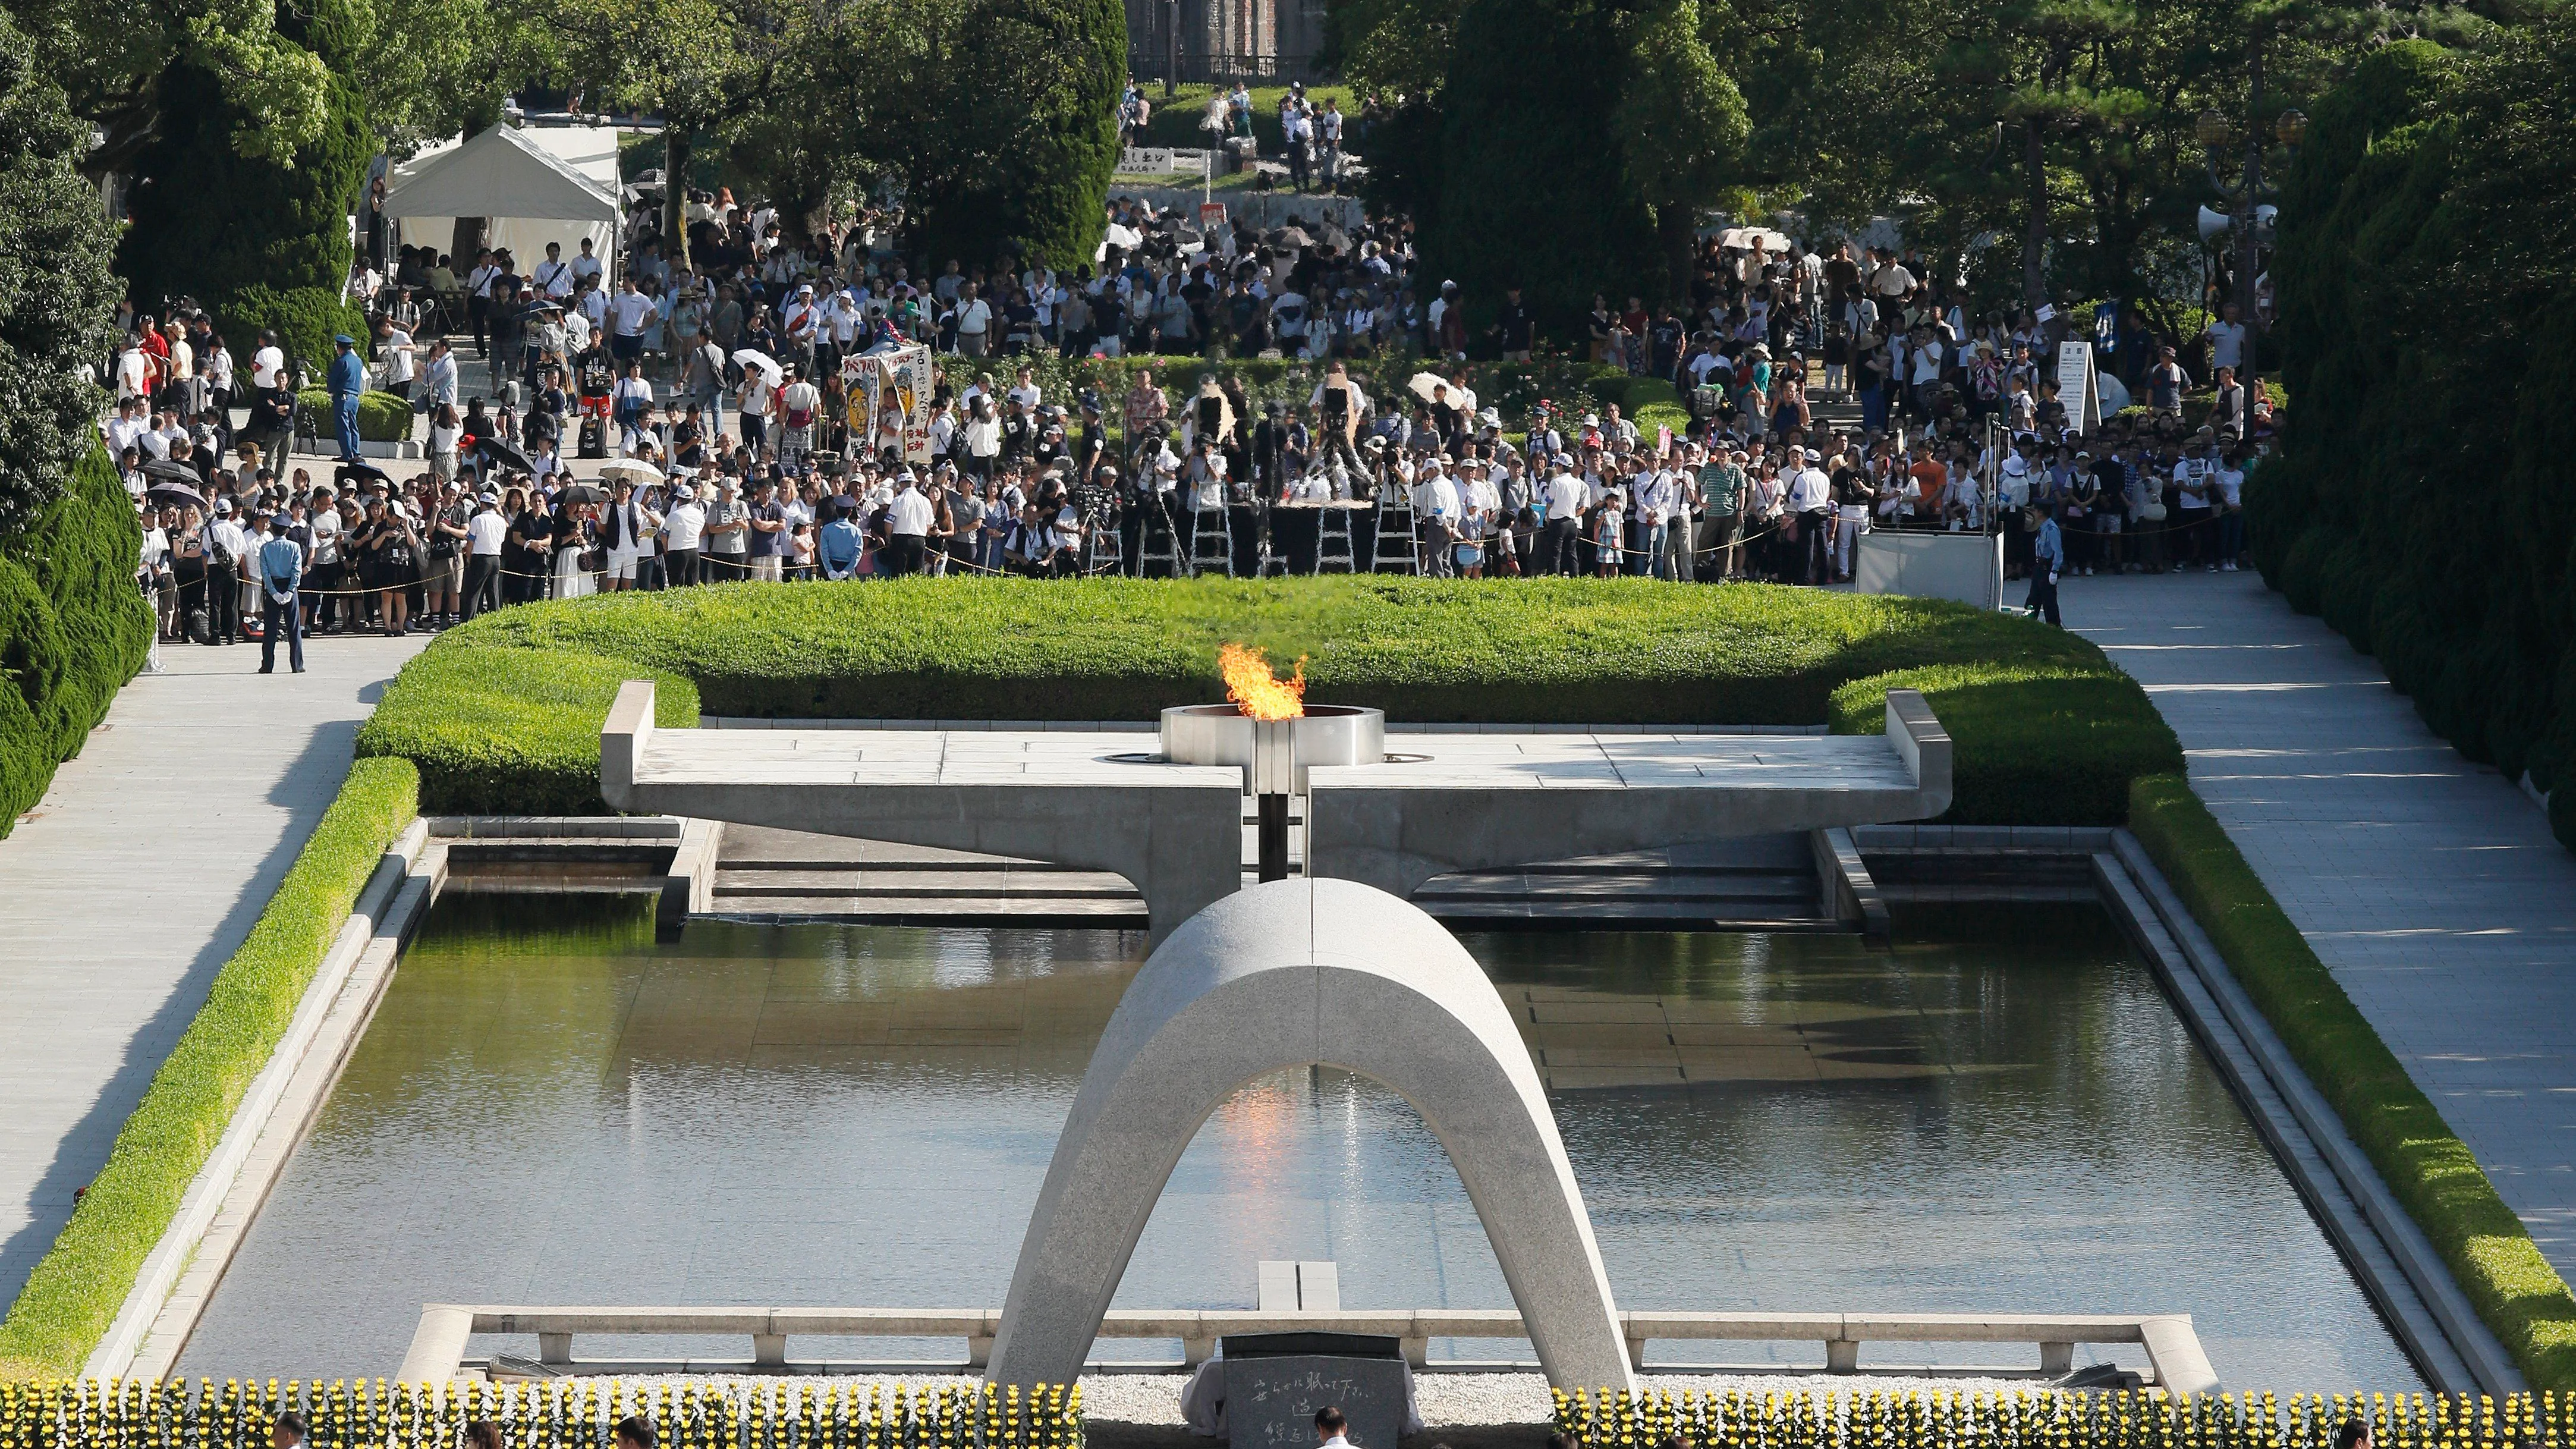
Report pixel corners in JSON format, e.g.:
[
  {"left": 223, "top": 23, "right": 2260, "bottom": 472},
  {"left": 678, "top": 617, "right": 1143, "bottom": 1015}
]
[
  {"left": 1854, "top": 529, "right": 2005, "bottom": 611},
  {"left": 2056, "top": 339, "right": 2102, "bottom": 435},
  {"left": 1118, "top": 146, "right": 1212, "bottom": 176}
]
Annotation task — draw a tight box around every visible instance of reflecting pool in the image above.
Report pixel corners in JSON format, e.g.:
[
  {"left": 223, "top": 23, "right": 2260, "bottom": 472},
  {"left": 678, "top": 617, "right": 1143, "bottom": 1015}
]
[{"left": 178, "top": 898, "right": 2417, "bottom": 1390}]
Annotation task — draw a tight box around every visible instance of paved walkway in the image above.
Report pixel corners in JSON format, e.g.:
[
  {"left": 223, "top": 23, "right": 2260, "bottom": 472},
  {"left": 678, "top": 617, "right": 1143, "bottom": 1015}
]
[
  {"left": 2067, "top": 570, "right": 2576, "bottom": 1282},
  {"left": 0, "top": 632, "right": 425, "bottom": 1311}
]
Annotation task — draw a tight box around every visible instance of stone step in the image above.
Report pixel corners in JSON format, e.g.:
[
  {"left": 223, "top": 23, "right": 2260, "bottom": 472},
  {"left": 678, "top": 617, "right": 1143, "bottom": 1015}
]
[
  {"left": 706, "top": 894, "right": 1149, "bottom": 924},
  {"left": 1415, "top": 871, "right": 1816, "bottom": 903},
  {"left": 714, "top": 867, "right": 1137, "bottom": 900}
]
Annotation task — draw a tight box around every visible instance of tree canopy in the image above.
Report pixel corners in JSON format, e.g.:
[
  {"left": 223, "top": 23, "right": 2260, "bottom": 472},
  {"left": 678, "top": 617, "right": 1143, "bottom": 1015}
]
[{"left": 0, "top": 7, "right": 120, "bottom": 538}]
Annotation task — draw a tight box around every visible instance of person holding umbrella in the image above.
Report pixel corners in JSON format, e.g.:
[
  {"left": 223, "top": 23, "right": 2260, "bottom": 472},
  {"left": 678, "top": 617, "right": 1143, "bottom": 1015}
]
[
  {"left": 255, "top": 512, "right": 306, "bottom": 674},
  {"left": 328, "top": 333, "right": 366, "bottom": 463}
]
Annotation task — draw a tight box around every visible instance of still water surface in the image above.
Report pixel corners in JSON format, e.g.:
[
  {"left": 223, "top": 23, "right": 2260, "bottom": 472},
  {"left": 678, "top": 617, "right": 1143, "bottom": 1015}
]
[{"left": 179, "top": 899, "right": 2417, "bottom": 1390}]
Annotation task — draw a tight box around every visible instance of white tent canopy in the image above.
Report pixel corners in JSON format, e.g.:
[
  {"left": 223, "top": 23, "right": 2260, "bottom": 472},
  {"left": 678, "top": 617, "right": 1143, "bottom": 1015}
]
[{"left": 383, "top": 123, "right": 622, "bottom": 276}]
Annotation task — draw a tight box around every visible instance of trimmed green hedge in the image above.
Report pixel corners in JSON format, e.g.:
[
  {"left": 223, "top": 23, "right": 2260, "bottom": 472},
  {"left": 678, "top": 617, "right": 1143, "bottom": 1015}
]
[
  {"left": 0, "top": 757, "right": 420, "bottom": 1377},
  {"left": 357, "top": 577, "right": 2179, "bottom": 821},
  {"left": 295, "top": 389, "right": 414, "bottom": 445},
  {"left": 2128, "top": 773, "right": 2576, "bottom": 1390},
  {"left": 356, "top": 645, "right": 702, "bottom": 814},
  {"left": 1, "top": 448, "right": 151, "bottom": 835}
]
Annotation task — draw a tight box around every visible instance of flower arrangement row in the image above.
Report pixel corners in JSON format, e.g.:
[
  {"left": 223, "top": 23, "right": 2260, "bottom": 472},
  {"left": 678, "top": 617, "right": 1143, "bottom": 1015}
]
[
  {"left": 1552, "top": 1387, "right": 2574, "bottom": 1449},
  {"left": 0, "top": 1379, "right": 1080, "bottom": 1449}
]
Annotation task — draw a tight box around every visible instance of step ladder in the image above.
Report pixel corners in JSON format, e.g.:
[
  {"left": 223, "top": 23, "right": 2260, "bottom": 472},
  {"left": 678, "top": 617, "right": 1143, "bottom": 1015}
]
[
  {"left": 1314, "top": 504, "right": 1356, "bottom": 574},
  {"left": 1188, "top": 504, "right": 1235, "bottom": 578},
  {"left": 1134, "top": 496, "right": 1185, "bottom": 578},
  {"left": 1370, "top": 494, "right": 1420, "bottom": 574},
  {"left": 1085, "top": 510, "right": 1124, "bottom": 575},
  {"left": 1253, "top": 505, "right": 1291, "bottom": 577}
]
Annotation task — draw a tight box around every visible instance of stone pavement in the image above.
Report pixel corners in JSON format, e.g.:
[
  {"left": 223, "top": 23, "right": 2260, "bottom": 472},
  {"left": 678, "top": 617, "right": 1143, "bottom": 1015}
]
[
  {"left": 0, "top": 631, "right": 426, "bottom": 1311},
  {"left": 2065, "top": 568, "right": 2576, "bottom": 1282}
]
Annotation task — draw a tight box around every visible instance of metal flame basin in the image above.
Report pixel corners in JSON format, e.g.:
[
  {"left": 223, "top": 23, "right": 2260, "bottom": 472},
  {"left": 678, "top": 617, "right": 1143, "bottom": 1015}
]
[{"left": 1157, "top": 704, "right": 1388, "bottom": 795}]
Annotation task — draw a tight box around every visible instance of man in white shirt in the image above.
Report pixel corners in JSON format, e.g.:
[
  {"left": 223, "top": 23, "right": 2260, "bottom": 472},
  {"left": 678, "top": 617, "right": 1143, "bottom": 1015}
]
[
  {"left": 2201, "top": 302, "right": 2248, "bottom": 375},
  {"left": 782, "top": 282, "right": 823, "bottom": 367},
  {"left": 1541, "top": 465, "right": 1586, "bottom": 575},
  {"left": 885, "top": 472, "right": 935, "bottom": 574},
  {"left": 1788, "top": 448, "right": 1833, "bottom": 584},
  {"left": 1411, "top": 458, "right": 1462, "bottom": 577},
  {"left": 951, "top": 283, "right": 993, "bottom": 357},
  {"left": 659, "top": 482, "right": 708, "bottom": 584},
  {"left": 105, "top": 398, "right": 148, "bottom": 459},
  {"left": 532, "top": 241, "right": 575, "bottom": 300},
  {"left": 570, "top": 237, "right": 606, "bottom": 291},
  {"left": 463, "top": 491, "right": 508, "bottom": 617},
  {"left": 376, "top": 316, "right": 419, "bottom": 399},
  {"left": 576, "top": 279, "right": 611, "bottom": 333},
  {"left": 250, "top": 331, "right": 287, "bottom": 392},
  {"left": 465, "top": 251, "right": 505, "bottom": 356},
  {"left": 1007, "top": 367, "right": 1043, "bottom": 413},
  {"left": 608, "top": 277, "right": 655, "bottom": 364}
]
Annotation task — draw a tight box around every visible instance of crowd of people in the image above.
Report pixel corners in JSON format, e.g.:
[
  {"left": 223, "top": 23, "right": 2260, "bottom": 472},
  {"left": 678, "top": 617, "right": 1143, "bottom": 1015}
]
[{"left": 102, "top": 133, "right": 2279, "bottom": 661}]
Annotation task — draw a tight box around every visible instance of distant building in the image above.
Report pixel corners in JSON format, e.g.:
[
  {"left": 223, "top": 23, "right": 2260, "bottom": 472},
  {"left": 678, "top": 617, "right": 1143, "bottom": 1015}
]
[{"left": 1126, "top": 0, "right": 1328, "bottom": 84}]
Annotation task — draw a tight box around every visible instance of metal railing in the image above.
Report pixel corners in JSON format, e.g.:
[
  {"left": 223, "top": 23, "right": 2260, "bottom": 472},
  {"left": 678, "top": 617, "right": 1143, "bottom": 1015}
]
[{"left": 400, "top": 1305, "right": 2219, "bottom": 1394}]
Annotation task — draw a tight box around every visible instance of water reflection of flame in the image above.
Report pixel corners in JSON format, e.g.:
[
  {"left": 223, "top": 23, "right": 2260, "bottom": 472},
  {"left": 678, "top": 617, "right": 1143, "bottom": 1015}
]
[{"left": 1219, "top": 643, "right": 1306, "bottom": 721}]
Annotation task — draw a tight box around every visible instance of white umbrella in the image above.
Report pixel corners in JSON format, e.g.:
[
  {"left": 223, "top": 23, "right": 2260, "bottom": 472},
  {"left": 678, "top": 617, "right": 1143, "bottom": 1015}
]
[
  {"left": 1719, "top": 227, "right": 1795, "bottom": 253},
  {"left": 1406, "top": 370, "right": 1463, "bottom": 406},
  {"left": 732, "top": 348, "right": 784, "bottom": 384},
  {"left": 1103, "top": 222, "right": 1143, "bottom": 252},
  {"left": 598, "top": 458, "right": 663, "bottom": 485}
]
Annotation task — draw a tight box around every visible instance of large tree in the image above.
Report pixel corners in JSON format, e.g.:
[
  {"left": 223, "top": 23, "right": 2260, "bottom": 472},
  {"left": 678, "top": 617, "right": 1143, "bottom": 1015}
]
[
  {"left": 114, "top": 0, "right": 374, "bottom": 367},
  {"left": 0, "top": 7, "right": 121, "bottom": 537},
  {"left": 1426, "top": 0, "right": 1663, "bottom": 330}
]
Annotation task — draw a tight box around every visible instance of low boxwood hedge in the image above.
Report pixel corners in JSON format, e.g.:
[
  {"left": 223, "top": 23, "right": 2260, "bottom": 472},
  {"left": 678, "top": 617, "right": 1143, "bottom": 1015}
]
[
  {"left": 0, "top": 756, "right": 420, "bottom": 1377},
  {"left": 1, "top": 448, "right": 151, "bottom": 834},
  {"left": 2127, "top": 773, "right": 2576, "bottom": 1390},
  {"left": 356, "top": 577, "right": 2179, "bottom": 822},
  {"left": 294, "top": 389, "right": 414, "bottom": 445}
]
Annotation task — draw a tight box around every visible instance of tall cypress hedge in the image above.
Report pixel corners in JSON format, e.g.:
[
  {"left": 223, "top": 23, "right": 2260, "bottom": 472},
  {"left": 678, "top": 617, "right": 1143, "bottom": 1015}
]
[
  {"left": 1426, "top": 0, "right": 1662, "bottom": 335},
  {"left": 909, "top": 0, "right": 1123, "bottom": 270},
  {"left": 2252, "top": 24, "right": 2576, "bottom": 848},
  {"left": 112, "top": 0, "right": 371, "bottom": 370},
  {"left": 0, "top": 449, "right": 152, "bottom": 834}
]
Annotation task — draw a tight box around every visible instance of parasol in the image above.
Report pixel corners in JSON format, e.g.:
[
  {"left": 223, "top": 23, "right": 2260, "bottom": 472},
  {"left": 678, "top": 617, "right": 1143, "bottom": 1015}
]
[{"left": 597, "top": 458, "right": 664, "bottom": 486}]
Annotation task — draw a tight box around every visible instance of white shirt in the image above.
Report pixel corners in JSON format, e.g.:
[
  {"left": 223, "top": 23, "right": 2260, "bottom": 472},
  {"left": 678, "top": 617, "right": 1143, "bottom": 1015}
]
[
  {"left": 382, "top": 328, "right": 417, "bottom": 384},
  {"left": 252, "top": 345, "right": 287, "bottom": 390},
  {"left": 1543, "top": 472, "right": 1586, "bottom": 520},
  {"left": 533, "top": 258, "right": 575, "bottom": 298},
  {"left": 660, "top": 500, "right": 707, "bottom": 550},
  {"left": 467, "top": 509, "right": 508, "bottom": 554},
  {"left": 1787, "top": 466, "right": 1832, "bottom": 513},
  {"left": 307, "top": 508, "right": 342, "bottom": 566},
  {"left": 888, "top": 487, "right": 935, "bottom": 536},
  {"left": 609, "top": 290, "right": 655, "bottom": 337}
]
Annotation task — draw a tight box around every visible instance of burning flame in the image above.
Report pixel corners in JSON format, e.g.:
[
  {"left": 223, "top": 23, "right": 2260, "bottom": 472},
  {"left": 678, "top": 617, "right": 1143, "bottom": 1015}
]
[{"left": 1220, "top": 643, "right": 1307, "bottom": 721}]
